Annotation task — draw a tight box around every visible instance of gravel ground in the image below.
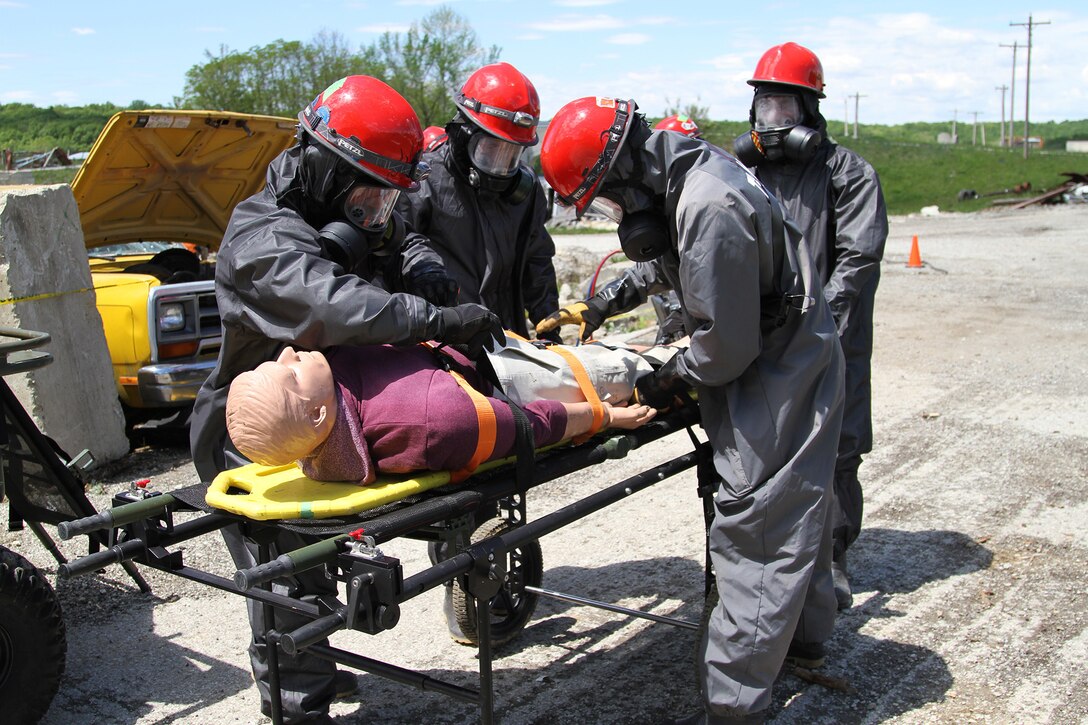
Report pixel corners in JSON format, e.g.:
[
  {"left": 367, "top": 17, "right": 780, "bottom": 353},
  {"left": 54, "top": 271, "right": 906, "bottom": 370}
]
[{"left": 3, "top": 203, "right": 1087, "bottom": 724}]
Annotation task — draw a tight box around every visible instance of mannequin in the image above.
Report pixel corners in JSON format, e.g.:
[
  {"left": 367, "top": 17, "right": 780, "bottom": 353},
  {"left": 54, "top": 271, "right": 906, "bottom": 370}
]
[{"left": 226, "top": 337, "right": 662, "bottom": 482}]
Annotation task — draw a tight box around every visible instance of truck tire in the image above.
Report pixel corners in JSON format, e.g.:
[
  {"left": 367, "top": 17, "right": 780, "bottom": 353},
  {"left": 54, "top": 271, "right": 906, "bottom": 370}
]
[
  {"left": 0, "top": 545, "right": 66, "bottom": 724},
  {"left": 451, "top": 517, "right": 543, "bottom": 647}
]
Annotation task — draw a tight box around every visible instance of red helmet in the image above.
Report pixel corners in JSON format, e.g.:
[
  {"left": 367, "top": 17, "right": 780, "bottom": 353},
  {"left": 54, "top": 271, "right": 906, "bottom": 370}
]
[
  {"left": 422, "top": 125, "right": 448, "bottom": 152},
  {"left": 455, "top": 62, "right": 540, "bottom": 146},
  {"left": 540, "top": 97, "right": 637, "bottom": 217},
  {"left": 748, "top": 42, "right": 826, "bottom": 98},
  {"left": 654, "top": 113, "right": 702, "bottom": 138},
  {"left": 299, "top": 75, "right": 427, "bottom": 191}
]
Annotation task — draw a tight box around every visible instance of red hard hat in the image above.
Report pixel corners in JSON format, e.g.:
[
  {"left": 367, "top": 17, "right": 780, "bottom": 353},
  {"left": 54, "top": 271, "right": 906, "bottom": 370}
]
[
  {"left": 422, "top": 125, "right": 448, "bottom": 152},
  {"left": 748, "top": 42, "right": 826, "bottom": 98},
  {"left": 298, "top": 75, "right": 427, "bottom": 191},
  {"left": 654, "top": 113, "right": 702, "bottom": 138},
  {"left": 455, "top": 62, "right": 541, "bottom": 146},
  {"left": 540, "top": 97, "right": 637, "bottom": 217}
]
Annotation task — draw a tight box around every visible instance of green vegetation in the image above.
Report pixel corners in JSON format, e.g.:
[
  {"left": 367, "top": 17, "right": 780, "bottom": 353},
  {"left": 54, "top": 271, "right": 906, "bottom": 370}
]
[
  {"left": 671, "top": 118, "right": 1088, "bottom": 216},
  {"left": 3, "top": 0, "right": 1086, "bottom": 219}
]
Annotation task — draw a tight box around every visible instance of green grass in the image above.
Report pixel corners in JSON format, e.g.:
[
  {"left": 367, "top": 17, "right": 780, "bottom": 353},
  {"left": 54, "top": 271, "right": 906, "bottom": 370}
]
[{"left": 695, "top": 118, "right": 1088, "bottom": 216}]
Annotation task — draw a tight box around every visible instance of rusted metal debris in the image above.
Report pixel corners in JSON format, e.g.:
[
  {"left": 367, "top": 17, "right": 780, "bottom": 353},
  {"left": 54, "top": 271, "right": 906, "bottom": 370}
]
[{"left": 1009, "top": 172, "right": 1088, "bottom": 209}]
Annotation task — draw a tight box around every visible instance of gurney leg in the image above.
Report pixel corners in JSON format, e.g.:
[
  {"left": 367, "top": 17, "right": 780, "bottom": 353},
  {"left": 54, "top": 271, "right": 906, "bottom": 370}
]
[
  {"left": 478, "top": 593, "right": 495, "bottom": 725},
  {"left": 259, "top": 540, "right": 286, "bottom": 725}
]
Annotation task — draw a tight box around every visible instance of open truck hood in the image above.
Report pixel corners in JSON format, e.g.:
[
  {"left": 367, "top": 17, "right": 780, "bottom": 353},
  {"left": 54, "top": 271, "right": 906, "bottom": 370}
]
[{"left": 72, "top": 110, "right": 297, "bottom": 250}]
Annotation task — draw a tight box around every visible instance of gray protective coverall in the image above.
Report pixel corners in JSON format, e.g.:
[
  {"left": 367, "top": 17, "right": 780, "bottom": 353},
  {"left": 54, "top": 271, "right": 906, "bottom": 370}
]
[
  {"left": 749, "top": 115, "right": 887, "bottom": 557},
  {"left": 623, "top": 131, "right": 844, "bottom": 718},
  {"left": 190, "top": 145, "right": 448, "bottom": 720},
  {"left": 396, "top": 143, "right": 558, "bottom": 336}
]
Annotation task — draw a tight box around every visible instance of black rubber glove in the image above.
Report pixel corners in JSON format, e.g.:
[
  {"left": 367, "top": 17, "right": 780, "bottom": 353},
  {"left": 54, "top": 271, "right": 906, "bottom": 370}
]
[
  {"left": 633, "top": 352, "right": 690, "bottom": 409},
  {"left": 436, "top": 303, "right": 504, "bottom": 357},
  {"left": 406, "top": 263, "right": 459, "bottom": 307},
  {"left": 535, "top": 275, "right": 645, "bottom": 342}
]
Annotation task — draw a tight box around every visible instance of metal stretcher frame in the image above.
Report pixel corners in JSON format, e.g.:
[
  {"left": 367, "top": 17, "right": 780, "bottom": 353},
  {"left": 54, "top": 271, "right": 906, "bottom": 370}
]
[{"left": 52, "top": 371, "right": 714, "bottom": 724}]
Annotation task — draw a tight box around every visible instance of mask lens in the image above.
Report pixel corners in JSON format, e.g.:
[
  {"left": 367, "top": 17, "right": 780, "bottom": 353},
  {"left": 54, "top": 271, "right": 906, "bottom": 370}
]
[
  {"left": 588, "top": 196, "right": 624, "bottom": 224},
  {"left": 754, "top": 94, "right": 802, "bottom": 131},
  {"left": 469, "top": 134, "right": 523, "bottom": 177},
  {"left": 343, "top": 184, "right": 400, "bottom": 231}
]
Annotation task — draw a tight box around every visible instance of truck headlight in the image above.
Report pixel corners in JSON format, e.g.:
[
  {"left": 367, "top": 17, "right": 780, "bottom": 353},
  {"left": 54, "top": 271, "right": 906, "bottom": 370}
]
[{"left": 158, "top": 302, "right": 186, "bottom": 332}]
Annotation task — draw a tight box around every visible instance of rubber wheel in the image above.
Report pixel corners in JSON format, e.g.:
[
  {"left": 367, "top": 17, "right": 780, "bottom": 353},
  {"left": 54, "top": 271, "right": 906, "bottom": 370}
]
[
  {"left": 451, "top": 518, "right": 543, "bottom": 647},
  {"left": 0, "top": 545, "right": 66, "bottom": 725}
]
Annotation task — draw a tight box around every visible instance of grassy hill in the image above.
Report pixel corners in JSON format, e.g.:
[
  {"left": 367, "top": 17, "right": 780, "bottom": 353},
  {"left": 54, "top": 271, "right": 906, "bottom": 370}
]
[
  {"left": 5, "top": 103, "right": 1087, "bottom": 217},
  {"left": 698, "top": 119, "right": 1088, "bottom": 215}
]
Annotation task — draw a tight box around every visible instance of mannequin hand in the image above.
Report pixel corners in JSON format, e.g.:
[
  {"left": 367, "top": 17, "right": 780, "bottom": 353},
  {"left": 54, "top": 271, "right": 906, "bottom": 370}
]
[{"left": 604, "top": 401, "right": 657, "bottom": 430}]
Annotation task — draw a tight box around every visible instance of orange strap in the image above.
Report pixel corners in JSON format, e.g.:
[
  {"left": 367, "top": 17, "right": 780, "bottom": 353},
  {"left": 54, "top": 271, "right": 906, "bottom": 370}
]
[
  {"left": 421, "top": 342, "right": 498, "bottom": 482},
  {"left": 446, "top": 369, "right": 498, "bottom": 482},
  {"left": 546, "top": 345, "right": 606, "bottom": 445}
]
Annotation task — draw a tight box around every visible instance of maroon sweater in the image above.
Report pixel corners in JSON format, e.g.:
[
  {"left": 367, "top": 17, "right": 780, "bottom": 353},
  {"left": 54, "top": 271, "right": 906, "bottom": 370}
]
[{"left": 299, "top": 344, "right": 568, "bottom": 483}]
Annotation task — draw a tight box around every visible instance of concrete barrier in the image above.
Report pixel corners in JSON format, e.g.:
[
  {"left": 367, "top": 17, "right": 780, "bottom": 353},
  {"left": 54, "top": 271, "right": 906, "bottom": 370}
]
[{"left": 0, "top": 184, "right": 128, "bottom": 463}]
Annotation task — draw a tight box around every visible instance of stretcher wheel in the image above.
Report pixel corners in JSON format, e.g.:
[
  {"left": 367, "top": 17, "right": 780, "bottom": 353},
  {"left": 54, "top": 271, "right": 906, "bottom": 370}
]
[
  {"left": 451, "top": 518, "right": 542, "bottom": 647},
  {"left": 0, "top": 545, "right": 66, "bottom": 724}
]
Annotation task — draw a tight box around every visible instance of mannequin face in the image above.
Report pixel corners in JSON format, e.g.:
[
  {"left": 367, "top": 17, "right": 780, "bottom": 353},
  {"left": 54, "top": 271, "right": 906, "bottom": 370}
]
[
  {"left": 253, "top": 346, "right": 337, "bottom": 440},
  {"left": 256, "top": 346, "right": 336, "bottom": 408}
]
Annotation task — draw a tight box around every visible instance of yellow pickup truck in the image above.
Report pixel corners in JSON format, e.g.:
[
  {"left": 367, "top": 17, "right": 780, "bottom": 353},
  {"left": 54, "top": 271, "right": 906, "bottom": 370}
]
[{"left": 71, "top": 110, "right": 296, "bottom": 423}]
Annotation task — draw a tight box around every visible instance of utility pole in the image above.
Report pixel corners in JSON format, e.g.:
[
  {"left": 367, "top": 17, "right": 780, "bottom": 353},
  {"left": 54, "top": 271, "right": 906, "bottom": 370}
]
[
  {"left": 843, "top": 97, "right": 848, "bottom": 136},
  {"left": 1011, "top": 15, "right": 1051, "bottom": 159},
  {"left": 952, "top": 108, "right": 958, "bottom": 144},
  {"left": 995, "top": 85, "right": 1008, "bottom": 146},
  {"left": 970, "top": 112, "right": 981, "bottom": 145},
  {"left": 1000, "top": 41, "right": 1018, "bottom": 147},
  {"left": 849, "top": 92, "right": 866, "bottom": 139}
]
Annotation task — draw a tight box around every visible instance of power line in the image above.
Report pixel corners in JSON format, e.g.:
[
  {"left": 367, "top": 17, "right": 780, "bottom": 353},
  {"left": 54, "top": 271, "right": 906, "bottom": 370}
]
[{"left": 1011, "top": 15, "right": 1051, "bottom": 158}]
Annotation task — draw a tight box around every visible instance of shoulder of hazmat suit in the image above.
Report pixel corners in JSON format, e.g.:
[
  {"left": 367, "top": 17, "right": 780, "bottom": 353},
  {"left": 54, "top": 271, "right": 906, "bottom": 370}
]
[
  {"left": 190, "top": 146, "right": 444, "bottom": 482},
  {"left": 396, "top": 143, "right": 558, "bottom": 336}
]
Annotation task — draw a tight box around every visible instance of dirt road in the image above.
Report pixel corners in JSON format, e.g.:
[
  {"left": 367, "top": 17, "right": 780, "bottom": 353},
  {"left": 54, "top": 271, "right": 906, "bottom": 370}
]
[{"left": 4, "top": 204, "right": 1087, "bottom": 724}]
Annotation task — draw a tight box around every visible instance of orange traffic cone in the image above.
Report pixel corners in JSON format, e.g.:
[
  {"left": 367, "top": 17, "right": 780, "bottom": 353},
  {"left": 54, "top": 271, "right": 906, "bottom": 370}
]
[{"left": 907, "top": 235, "right": 924, "bottom": 268}]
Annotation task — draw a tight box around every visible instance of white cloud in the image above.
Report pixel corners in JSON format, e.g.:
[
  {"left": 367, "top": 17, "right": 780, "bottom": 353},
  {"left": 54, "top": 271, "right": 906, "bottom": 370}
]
[
  {"left": 51, "top": 90, "right": 79, "bottom": 104},
  {"left": 356, "top": 23, "right": 411, "bottom": 33},
  {"left": 608, "top": 33, "right": 650, "bottom": 45},
  {"left": 71, "top": 27, "right": 95, "bottom": 36},
  {"left": 1, "top": 90, "right": 33, "bottom": 102},
  {"left": 554, "top": 0, "right": 618, "bottom": 6},
  {"left": 526, "top": 14, "right": 622, "bottom": 32},
  {"left": 0, "top": 1, "right": 27, "bottom": 7}
]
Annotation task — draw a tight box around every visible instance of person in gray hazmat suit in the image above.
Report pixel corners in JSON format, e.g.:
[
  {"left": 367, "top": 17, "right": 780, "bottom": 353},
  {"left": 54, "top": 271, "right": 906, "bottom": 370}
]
[
  {"left": 732, "top": 42, "right": 888, "bottom": 609},
  {"left": 190, "top": 75, "right": 504, "bottom": 724},
  {"left": 536, "top": 96, "right": 844, "bottom": 723},
  {"left": 395, "top": 61, "right": 560, "bottom": 339}
]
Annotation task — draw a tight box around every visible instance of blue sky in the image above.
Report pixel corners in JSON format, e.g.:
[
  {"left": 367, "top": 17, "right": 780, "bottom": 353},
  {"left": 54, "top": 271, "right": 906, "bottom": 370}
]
[{"left": 1, "top": 1, "right": 1085, "bottom": 127}]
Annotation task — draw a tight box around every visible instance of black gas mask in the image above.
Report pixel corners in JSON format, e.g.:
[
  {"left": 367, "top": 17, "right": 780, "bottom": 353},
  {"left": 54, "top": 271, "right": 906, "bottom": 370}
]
[
  {"left": 733, "top": 89, "right": 822, "bottom": 166},
  {"left": 299, "top": 138, "right": 403, "bottom": 230},
  {"left": 317, "top": 211, "right": 406, "bottom": 273},
  {"left": 448, "top": 119, "right": 534, "bottom": 204},
  {"left": 591, "top": 180, "right": 671, "bottom": 263}
]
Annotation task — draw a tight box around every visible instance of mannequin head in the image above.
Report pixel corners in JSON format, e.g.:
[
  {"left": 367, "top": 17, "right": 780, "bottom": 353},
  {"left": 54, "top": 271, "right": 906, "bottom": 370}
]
[{"left": 226, "top": 347, "right": 337, "bottom": 465}]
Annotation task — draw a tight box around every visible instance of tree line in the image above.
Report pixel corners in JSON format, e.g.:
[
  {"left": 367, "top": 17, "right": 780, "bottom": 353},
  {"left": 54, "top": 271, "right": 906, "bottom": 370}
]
[{"left": 1, "top": 6, "right": 496, "bottom": 153}]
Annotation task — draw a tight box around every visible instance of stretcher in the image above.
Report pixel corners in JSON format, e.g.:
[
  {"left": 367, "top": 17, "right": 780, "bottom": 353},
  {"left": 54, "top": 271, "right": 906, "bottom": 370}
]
[{"left": 23, "top": 333, "right": 718, "bottom": 724}]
